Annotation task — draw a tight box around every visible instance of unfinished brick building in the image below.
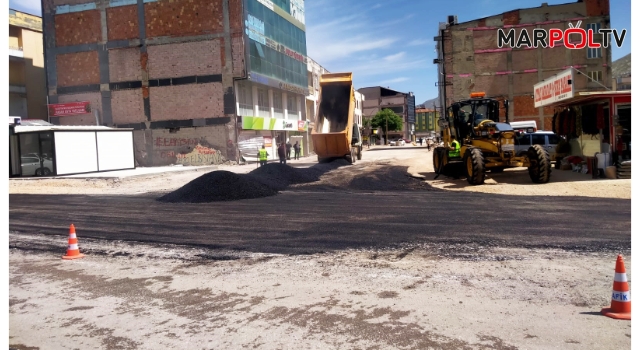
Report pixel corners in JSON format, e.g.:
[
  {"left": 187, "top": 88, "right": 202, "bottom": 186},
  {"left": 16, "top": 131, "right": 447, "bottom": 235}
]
[
  {"left": 43, "top": 0, "right": 309, "bottom": 166},
  {"left": 434, "top": 0, "right": 611, "bottom": 130}
]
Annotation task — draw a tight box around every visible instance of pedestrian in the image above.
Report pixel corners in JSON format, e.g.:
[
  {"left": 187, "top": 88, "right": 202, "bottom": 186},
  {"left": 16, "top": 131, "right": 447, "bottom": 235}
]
[
  {"left": 286, "top": 139, "right": 292, "bottom": 160},
  {"left": 293, "top": 141, "right": 301, "bottom": 160},
  {"left": 427, "top": 138, "right": 432, "bottom": 152},
  {"left": 258, "top": 145, "right": 269, "bottom": 167},
  {"left": 278, "top": 142, "right": 287, "bottom": 164},
  {"left": 420, "top": 137, "right": 423, "bottom": 146}
]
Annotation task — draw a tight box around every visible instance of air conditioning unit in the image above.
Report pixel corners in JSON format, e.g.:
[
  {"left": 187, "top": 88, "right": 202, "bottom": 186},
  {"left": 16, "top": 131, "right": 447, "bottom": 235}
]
[
  {"left": 448, "top": 15, "right": 458, "bottom": 25},
  {"left": 433, "top": 59, "right": 442, "bottom": 64}
]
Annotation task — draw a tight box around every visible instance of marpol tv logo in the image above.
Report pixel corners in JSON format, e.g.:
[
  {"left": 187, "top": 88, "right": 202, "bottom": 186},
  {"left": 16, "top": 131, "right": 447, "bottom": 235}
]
[{"left": 497, "top": 21, "right": 626, "bottom": 49}]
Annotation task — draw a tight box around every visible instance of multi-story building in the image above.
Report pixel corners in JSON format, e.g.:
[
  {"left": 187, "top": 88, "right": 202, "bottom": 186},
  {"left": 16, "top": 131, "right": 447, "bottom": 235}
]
[
  {"left": 43, "top": 0, "right": 309, "bottom": 166},
  {"left": 434, "top": 0, "right": 611, "bottom": 130},
  {"left": 415, "top": 108, "right": 440, "bottom": 139},
  {"left": 304, "top": 57, "right": 329, "bottom": 156},
  {"left": 9, "top": 9, "right": 47, "bottom": 120},
  {"left": 358, "top": 86, "right": 415, "bottom": 141},
  {"left": 354, "top": 90, "right": 365, "bottom": 128}
]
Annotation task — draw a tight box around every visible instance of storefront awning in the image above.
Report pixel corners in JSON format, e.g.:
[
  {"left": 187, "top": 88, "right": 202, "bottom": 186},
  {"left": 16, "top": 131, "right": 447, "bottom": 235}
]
[{"left": 545, "top": 90, "right": 631, "bottom": 108}]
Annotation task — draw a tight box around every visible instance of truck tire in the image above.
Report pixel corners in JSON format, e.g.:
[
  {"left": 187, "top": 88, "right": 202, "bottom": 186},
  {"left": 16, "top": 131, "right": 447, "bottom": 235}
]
[
  {"left": 527, "top": 144, "right": 551, "bottom": 183},
  {"left": 463, "top": 147, "right": 485, "bottom": 185},
  {"left": 357, "top": 145, "right": 362, "bottom": 160}
]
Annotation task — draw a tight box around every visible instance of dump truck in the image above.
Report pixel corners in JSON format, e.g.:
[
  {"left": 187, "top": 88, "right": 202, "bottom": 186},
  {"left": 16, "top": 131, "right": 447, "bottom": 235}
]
[{"left": 312, "top": 72, "right": 363, "bottom": 164}]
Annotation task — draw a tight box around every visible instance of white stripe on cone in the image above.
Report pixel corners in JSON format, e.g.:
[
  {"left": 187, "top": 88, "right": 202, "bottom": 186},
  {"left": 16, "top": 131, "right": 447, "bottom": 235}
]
[
  {"left": 611, "top": 291, "right": 631, "bottom": 302},
  {"left": 69, "top": 233, "right": 76, "bottom": 239},
  {"left": 67, "top": 244, "right": 79, "bottom": 250},
  {"left": 614, "top": 272, "right": 628, "bottom": 282}
]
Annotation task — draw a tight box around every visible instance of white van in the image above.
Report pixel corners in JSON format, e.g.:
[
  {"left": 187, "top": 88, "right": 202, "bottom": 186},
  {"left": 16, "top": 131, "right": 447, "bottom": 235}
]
[{"left": 509, "top": 120, "right": 538, "bottom": 133}]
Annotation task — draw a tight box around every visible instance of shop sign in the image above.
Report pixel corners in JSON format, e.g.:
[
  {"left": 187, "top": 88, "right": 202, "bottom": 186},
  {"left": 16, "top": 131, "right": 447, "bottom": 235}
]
[
  {"left": 279, "top": 82, "right": 307, "bottom": 95},
  {"left": 249, "top": 72, "right": 309, "bottom": 95},
  {"left": 263, "top": 136, "right": 273, "bottom": 147},
  {"left": 242, "top": 116, "right": 305, "bottom": 131},
  {"left": 298, "top": 120, "right": 307, "bottom": 131},
  {"left": 48, "top": 101, "right": 91, "bottom": 116},
  {"left": 533, "top": 68, "right": 574, "bottom": 108}
]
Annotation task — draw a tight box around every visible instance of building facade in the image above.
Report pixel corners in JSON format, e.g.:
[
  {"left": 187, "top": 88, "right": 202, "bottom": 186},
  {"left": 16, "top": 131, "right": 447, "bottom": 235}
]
[
  {"left": 354, "top": 90, "right": 365, "bottom": 128},
  {"left": 434, "top": 0, "right": 611, "bottom": 130},
  {"left": 358, "top": 86, "right": 415, "bottom": 140},
  {"left": 415, "top": 108, "right": 439, "bottom": 138},
  {"left": 304, "top": 57, "right": 330, "bottom": 156},
  {"left": 43, "top": 0, "right": 308, "bottom": 167},
  {"left": 9, "top": 9, "right": 47, "bottom": 120}
]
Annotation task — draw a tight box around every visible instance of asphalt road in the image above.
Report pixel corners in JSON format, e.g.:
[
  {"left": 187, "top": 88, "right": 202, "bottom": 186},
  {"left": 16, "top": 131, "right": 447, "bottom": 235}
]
[{"left": 9, "top": 189, "right": 630, "bottom": 256}]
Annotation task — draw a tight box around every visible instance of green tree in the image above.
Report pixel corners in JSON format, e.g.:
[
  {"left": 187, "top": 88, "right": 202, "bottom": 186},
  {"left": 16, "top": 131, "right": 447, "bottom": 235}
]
[{"left": 371, "top": 109, "right": 403, "bottom": 143}]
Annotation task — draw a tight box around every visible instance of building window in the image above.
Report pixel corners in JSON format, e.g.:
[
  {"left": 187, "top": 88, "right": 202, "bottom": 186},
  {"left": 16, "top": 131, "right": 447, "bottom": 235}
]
[
  {"left": 587, "top": 23, "right": 601, "bottom": 32},
  {"left": 287, "top": 95, "right": 298, "bottom": 119},
  {"left": 273, "top": 91, "right": 283, "bottom": 119},
  {"left": 257, "top": 88, "right": 269, "bottom": 117},
  {"left": 587, "top": 71, "right": 603, "bottom": 82},
  {"left": 587, "top": 47, "right": 602, "bottom": 59},
  {"left": 237, "top": 83, "right": 253, "bottom": 116}
]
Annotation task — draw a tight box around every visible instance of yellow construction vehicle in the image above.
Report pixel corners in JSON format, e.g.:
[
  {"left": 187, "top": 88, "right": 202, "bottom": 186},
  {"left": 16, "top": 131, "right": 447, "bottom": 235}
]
[{"left": 433, "top": 92, "right": 551, "bottom": 185}]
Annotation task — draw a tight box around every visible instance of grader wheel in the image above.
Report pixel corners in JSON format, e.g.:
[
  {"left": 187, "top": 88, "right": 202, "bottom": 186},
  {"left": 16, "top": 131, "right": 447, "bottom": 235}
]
[
  {"left": 527, "top": 144, "right": 551, "bottom": 183},
  {"left": 463, "top": 147, "right": 485, "bottom": 185},
  {"left": 433, "top": 148, "right": 448, "bottom": 175}
]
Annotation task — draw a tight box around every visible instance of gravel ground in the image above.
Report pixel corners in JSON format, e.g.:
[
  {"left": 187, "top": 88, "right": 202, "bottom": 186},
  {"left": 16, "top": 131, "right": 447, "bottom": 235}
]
[{"left": 9, "top": 233, "right": 631, "bottom": 350}]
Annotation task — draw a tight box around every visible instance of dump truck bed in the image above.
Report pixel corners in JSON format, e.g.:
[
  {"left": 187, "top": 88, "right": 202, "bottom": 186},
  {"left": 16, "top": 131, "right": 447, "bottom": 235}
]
[{"left": 311, "top": 73, "right": 355, "bottom": 159}]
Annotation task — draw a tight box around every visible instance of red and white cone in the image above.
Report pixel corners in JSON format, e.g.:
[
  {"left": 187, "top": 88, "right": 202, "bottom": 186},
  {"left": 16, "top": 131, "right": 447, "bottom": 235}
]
[
  {"left": 601, "top": 254, "right": 630, "bottom": 320},
  {"left": 62, "top": 224, "right": 85, "bottom": 260}
]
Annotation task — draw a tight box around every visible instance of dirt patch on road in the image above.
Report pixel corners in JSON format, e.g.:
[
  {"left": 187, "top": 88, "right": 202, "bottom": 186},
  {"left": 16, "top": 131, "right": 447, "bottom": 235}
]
[{"left": 403, "top": 150, "right": 631, "bottom": 199}]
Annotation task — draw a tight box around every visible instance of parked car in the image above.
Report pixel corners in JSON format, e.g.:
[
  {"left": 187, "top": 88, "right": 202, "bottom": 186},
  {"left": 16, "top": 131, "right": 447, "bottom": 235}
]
[
  {"left": 21, "top": 156, "right": 53, "bottom": 176},
  {"left": 515, "top": 131, "right": 561, "bottom": 161},
  {"left": 389, "top": 138, "right": 406, "bottom": 146}
]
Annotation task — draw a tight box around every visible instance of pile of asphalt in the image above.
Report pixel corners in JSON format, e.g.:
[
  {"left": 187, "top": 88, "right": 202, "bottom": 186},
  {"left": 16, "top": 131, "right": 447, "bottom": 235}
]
[
  {"left": 158, "top": 160, "right": 349, "bottom": 203},
  {"left": 247, "top": 163, "right": 318, "bottom": 191},
  {"left": 157, "top": 170, "right": 278, "bottom": 203}
]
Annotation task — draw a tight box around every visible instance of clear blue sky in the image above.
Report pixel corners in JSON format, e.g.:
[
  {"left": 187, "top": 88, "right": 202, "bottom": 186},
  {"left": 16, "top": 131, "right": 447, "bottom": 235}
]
[{"left": 10, "top": 0, "right": 631, "bottom": 104}]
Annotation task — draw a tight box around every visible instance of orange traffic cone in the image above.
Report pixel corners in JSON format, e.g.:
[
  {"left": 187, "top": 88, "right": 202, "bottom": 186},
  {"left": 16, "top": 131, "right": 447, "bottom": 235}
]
[
  {"left": 601, "top": 254, "right": 631, "bottom": 320},
  {"left": 62, "top": 224, "right": 85, "bottom": 260}
]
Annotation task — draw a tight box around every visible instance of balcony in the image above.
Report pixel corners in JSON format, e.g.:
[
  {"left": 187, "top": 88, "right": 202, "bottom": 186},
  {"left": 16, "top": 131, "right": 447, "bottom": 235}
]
[{"left": 9, "top": 46, "right": 24, "bottom": 58}]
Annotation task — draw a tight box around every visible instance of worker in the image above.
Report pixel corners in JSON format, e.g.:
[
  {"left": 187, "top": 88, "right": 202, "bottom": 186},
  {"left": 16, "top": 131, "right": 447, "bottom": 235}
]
[
  {"left": 293, "top": 141, "right": 301, "bottom": 160},
  {"left": 449, "top": 135, "right": 460, "bottom": 158},
  {"left": 278, "top": 142, "right": 287, "bottom": 164},
  {"left": 258, "top": 145, "right": 269, "bottom": 167}
]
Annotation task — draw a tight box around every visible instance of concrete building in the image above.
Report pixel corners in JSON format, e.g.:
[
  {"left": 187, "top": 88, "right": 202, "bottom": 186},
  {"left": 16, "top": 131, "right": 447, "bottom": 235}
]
[
  {"left": 434, "top": 0, "right": 611, "bottom": 130},
  {"left": 9, "top": 9, "right": 47, "bottom": 120},
  {"left": 43, "top": 0, "right": 309, "bottom": 167},
  {"left": 358, "top": 86, "right": 415, "bottom": 140},
  {"left": 354, "top": 90, "right": 365, "bottom": 128},
  {"left": 415, "top": 108, "right": 439, "bottom": 139},
  {"left": 305, "top": 57, "right": 330, "bottom": 156}
]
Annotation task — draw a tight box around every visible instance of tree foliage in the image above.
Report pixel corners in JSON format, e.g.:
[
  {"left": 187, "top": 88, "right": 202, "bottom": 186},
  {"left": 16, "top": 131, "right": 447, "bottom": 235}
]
[{"left": 371, "top": 109, "right": 403, "bottom": 133}]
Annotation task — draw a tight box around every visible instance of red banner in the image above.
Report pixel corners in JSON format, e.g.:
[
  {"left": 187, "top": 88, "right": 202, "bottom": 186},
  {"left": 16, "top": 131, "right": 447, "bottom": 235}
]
[
  {"left": 298, "top": 120, "right": 306, "bottom": 131},
  {"left": 48, "top": 101, "right": 91, "bottom": 116},
  {"left": 263, "top": 136, "right": 273, "bottom": 147}
]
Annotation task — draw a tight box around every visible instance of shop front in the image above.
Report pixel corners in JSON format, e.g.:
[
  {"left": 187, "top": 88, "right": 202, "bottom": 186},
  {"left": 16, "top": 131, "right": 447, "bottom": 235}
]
[
  {"left": 238, "top": 116, "right": 309, "bottom": 162},
  {"left": 533, "top": 68, "right": 630, "bottom": 178}
]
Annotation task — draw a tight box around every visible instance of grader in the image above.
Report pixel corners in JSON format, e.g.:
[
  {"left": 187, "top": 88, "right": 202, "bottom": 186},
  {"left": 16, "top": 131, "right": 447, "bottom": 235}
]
[{"left": 433, "top": 92, "right": 551, "bottom": 185}]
